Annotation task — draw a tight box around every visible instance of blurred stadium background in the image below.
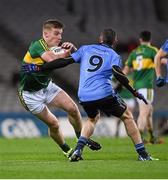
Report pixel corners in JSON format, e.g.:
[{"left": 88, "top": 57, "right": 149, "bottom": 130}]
[{"left": 0, "top": 0, "right": 168, "bottom": 138}]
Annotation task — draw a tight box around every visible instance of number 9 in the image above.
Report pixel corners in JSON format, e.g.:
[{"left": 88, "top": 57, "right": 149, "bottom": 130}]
[{"left": 87, "top": 55, "right": 103, "bottom": 72}]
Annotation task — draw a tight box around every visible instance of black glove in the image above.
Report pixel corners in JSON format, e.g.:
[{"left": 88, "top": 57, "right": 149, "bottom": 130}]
[
  {"left": 133, "top": 90, "right": 148, "bottom": 105},
  {"left": 156, "top": 76, "right": 165, "bottom": 87}
]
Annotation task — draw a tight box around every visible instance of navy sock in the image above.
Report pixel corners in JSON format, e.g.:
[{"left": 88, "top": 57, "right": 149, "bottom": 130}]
[
  {"left": 60, "top": 143, "right": 71, "bottom": 153},
  {"left": 76, "top": 136, "right": 88, "bottom": 151},
  {"left": 135, "top": 143, "right": 148, "bottom": 157}
]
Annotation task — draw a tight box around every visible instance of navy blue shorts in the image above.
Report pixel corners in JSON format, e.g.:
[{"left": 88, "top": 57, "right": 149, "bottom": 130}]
[{"left": 80, "top": 95, "right": 127, "bottom": 118}]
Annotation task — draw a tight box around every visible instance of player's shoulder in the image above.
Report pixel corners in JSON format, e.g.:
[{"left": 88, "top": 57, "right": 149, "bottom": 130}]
[
  {"left": 163, "top": 39, "right": 168, "bottom": 45},
  {"left": 30, "top": 39, "right": 42, "bottom": 45},
  {"left": 79, "top": 44, "right": 119, "bottom": 56},
  {"left": 99, "top": 43, "right": 119, "bottom": 55},
  {"left": 77, "top": 44, "right": 91, "bottom": 51},
  {"left": 81, "top": 44, "right": 97, "bottom": 49},
  {"left": 129, "top": 45, "right": 139, "bottom": 55},
  {"left": 148, "top": 45, "right": 158, "bottom": 52},
  {"left": 161, "top": 39, "right": 168, "bottom": 48},
  {"left": 78, "top": 44, "right": 101, "bottom": 52},
  {"left": 30, "top": 39, "right": 49, "bottom": 51}
]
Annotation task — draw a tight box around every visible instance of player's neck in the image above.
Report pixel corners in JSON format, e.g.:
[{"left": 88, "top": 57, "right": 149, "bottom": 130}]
[{"left": 140, "top": 42, "right": 150, "bottom": 46}]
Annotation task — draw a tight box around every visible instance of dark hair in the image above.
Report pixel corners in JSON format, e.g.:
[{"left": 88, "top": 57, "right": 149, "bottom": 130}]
[
  {"left": 101, "top": 29, "right": 116, "bottom": 46},
  {"left": 43, "top": 19, "right": 64, "bottom": 29},
  {"left": 139, "top": 31, "right": 151, "bottom": 42}
]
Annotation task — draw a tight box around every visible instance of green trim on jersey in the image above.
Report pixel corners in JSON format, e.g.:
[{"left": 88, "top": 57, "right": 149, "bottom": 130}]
[
  {"left": 125, "top": 44, "right": 158, "bottom": 89},
  {"left": 19, "top": 39, "right": 51, "bottom": 92},
  {"left": 39, "top": 39, "right": 49, "bottom": 51}
]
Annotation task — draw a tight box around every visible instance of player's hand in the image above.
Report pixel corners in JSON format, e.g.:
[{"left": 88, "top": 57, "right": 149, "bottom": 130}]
[
  {"left": 134, "top": 91, "right": 148, "bottom": 104},
  {"left": 61, "top": 42, "right": 77, "bottom": 52},
  {"left": 156, "top": 76, "right": 165, "bottom": 87},
  {"left": 22, "top": 64, "right": 41, "bottom": 73}
]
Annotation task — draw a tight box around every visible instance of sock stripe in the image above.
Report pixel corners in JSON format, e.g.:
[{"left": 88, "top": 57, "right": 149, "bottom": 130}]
[
  {"left": 135, "top": 143, "right": 144, "bottom": 150},
  {"left": 78, "top": 136, "right": 88, "bottom": 145}
]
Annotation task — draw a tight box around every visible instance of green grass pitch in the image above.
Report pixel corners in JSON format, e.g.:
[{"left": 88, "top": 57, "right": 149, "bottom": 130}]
[{"left": 0, "top": 136, "right": 168, "bottom": 178}]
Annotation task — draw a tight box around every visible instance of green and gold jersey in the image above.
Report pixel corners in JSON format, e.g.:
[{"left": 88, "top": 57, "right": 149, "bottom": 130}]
[
  {"left": 125, "top": 44, "right": 158, "bottom": 89},
  {"left": 19, "top": 39, "right": 51, "bottom": 92}
]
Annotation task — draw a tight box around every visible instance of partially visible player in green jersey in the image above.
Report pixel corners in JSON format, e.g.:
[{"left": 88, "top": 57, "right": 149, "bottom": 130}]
[
  {"left": 119, "top": 73, "right": 135, "bottom": 111},
  {"left": 119, "top": 73, "right": 134, "bottom": 101},
  {"left": 18, "top": 19, "right": 101, "bottom": 159},
  {"left": 123, "top": 31, "right": 159, "bottom": 144},
  {"left": 114, "top": 73, "right": 135, "bottom": 137}
]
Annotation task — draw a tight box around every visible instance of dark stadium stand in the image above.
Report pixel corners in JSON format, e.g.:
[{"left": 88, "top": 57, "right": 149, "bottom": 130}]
[{"left": 0, "top": 0, "right": 168, "bottom": 113}]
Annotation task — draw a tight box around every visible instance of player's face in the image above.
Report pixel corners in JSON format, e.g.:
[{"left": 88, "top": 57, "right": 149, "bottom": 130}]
[{"left": 43, "top": 28, "right": 63, "bottom": 47}]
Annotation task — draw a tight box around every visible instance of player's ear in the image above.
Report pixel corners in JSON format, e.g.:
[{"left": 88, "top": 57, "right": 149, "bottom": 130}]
[
  {"left": 43, "top": 31, "right": 49, "bottom": 39},
  {"left": 99, "top": 34, "right": 103, "bottom": 43}
]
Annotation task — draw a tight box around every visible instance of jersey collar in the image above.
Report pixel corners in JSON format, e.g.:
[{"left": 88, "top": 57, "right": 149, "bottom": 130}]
[{"left": 99, "top": 43, "right": 112, "bottom": 49}]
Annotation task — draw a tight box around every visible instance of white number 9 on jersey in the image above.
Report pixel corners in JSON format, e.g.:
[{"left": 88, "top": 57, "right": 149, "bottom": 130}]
[{"left": 136, "top": 55, "right": 143, "bottom": 70}]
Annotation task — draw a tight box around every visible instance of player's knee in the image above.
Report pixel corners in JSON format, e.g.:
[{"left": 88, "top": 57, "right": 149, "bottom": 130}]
[
  {"left": 67, "top": 103, "right": 79, "bottom": 116},
  {"left": 120, "top": 108, "right": 133, "bottom": 122},
  {"left": 88, "top": 113, "right": 100, "bottom": 124},
  {"left": 137, "top": 123, "right": 146, "bottom": 132},
  {"left": 48, "top": 120, "right": 60, "bottom": 130}
]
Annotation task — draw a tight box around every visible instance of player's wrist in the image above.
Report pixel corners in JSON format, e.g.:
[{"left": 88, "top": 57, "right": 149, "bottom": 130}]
[{"left": 132, "top": 89, "right": 138, "bottom": 97}]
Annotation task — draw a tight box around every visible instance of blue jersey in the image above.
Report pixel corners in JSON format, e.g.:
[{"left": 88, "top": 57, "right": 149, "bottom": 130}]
[
  {"left": 161, "top": 40, "right": 168, "bottom": 83},
  {"left": 161, "top": 39, "right": 168, "bottom": 53},
  {"left": 71, "top": 44, "right": 122, "bottom": 102}
]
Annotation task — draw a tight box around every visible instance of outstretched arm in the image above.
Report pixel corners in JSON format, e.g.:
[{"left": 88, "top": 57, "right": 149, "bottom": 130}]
[
  {"left": 22, "top": 56, "right": 75, "bottom": 73},
  {"left": 41, "top": 56, "right": 75, "bottom": 71},
  {"left": 112, "top": 65, "right": 148, "bottom": 104}
]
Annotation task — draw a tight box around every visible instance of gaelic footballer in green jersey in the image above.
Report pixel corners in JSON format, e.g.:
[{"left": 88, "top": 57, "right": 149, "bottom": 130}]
[
  {"left": 125, "top": 44, "right": 157, "bottom": 90},
  {"left": 19, "top": 19, "right": 102, "bottom": 155},
  {"left": 19, "top": 39, "right": 51, "bottom": 92},
  {"left": 123, "top": 30, "right": 162, "bottom": 144}
]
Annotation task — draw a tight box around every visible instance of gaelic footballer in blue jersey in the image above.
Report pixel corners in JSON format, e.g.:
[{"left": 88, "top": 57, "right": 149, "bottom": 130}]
[
  {"left": 22, "top": 29, "right": 158, "bottom": 161},
  {"left": 155, "top": 39, "right": 168, "bottom": 87},
  {"left": 19, "top": 19, "right": 101, "bottom": 160}
]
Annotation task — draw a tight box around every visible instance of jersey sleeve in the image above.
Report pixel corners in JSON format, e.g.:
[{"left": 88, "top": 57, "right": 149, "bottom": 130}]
[
  {"left": 152, "top": 46, "right": 158, "bottom": 59},
  {"left": 71, "top": 46, "right": 83, "bottom": 63},
  {"left": 29, "top": 40, "right": 47, "bottom": 57},
  {"left": 125, "top": 53, "right": 133, "bottom": 67},
  {"left": 161, "top": 39, "right": 168, "bottom": 53},
  {"left": 112, "top": 55, "right": 122, "bottom": 68}
]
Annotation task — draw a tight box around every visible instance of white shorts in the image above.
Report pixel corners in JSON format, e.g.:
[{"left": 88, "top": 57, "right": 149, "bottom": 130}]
[
  {"left": 136, "top": 88, "right": 154, "bottom": 104},
  {"left": 19, "top": 82, "right": 62, "bottom": 114}
]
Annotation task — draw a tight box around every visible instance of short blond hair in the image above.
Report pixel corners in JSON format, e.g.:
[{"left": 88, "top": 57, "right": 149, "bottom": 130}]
[{"left": 43, "top": 19, "right": 64, "bottom": 30}]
